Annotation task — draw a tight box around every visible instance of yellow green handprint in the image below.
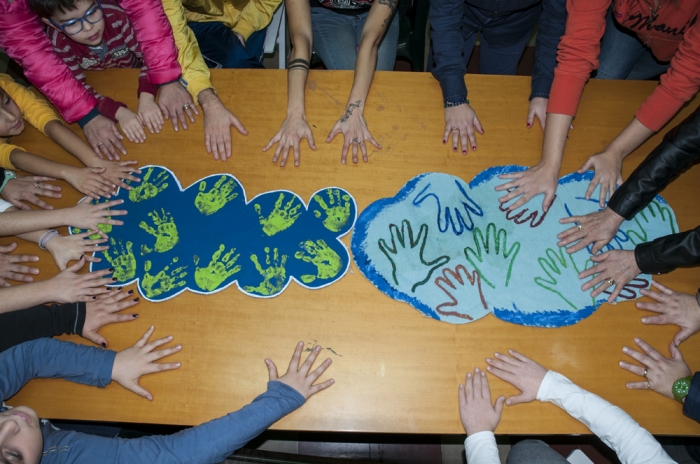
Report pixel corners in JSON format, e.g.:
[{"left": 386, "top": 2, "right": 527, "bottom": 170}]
[
  {"left": 128, "top": 167, "right": 169, "bottom": 203},
  {"left": 295, "top": 239, "right": 342, "bottom": 284},
  {"left": 194, "top": 245, "right": 242, "bottom": 291},
  {"left": 243, "top": 247, "right": 288, "bottom": 296},
  {"left": 103, "top": 238, "right": 136, "bottom": 282},
  {"left": 195, "top": 176, "right": 238, "bottom": 216},
  {"left": 141, "top": 258, "right": 187, "bottom": 299},
  {"left": 312, "top": 189, "right": 353, "bottom": 232},
  {"left": 254, "top": 192, "right": 302, "bottom": 236},
  {"left": 139, "top": 209, "right": 179, "bottom": 253}
]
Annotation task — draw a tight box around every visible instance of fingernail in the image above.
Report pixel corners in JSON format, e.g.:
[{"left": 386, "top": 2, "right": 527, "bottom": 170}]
[
  {"left": 92, "top": 296, "right": 97, "bottom": 300},
  {"left": 526, "top": 123, "right": 531, "bottom": 127},
  {"left": 101, "top": 342, "right": 107, "bottom": 348},
  {"left": 133, "top": 314, "right": 139, "bottom": 318},
  {"left": 467, "top": 372, "right": 471, "bottom": 378},
  {"left": 330, "top": 379, "right": 335, "bottom": 384},
  {"left": 634, "top": 338, "right": 640, "bottom": 343},
  {"left": 486, "top": 366, "right": 491, "bottom": 370},
  {"left": 117, "top": 286, "right": 123, "bottom": 290},
  {"left": 442, "top": 139, "right": 446, "bottom": 144},
  {"left": 472, "top": 146, "right": 476, "bottom": 151},
  {"left": 622, "top": 347, "right": 629, "bottom": 352},
  {"left": 176, "top": 345, "right": 182, "bottom": 350},
  {"left": 134, "top": 298, "right": 140, "bottom": 302},
  {"left": 462, "top": 149, "right": 466, "bottom": 154},
  {"left": 641, "top": 318, "right": 647, "bottom": 323},
  {"left": 128, "top": 290, "right": 134, "bottom": 295},
  {"left": 167, "top": 335, "right": 173, "bottom": 340},
  {"left": 475, "top": 367, "right": 480, "bottom": 373},
  {"left": 298, "top": 341, "right": 304, "bottom": 346},
  {"left": 265, "top": 360, "right": 270, "bottom": 365}
]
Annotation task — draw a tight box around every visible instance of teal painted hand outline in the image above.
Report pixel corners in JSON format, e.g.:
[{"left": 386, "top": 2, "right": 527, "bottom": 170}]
[
  {"left": 128, "top": 167, "right": 168, "bottom": 203},
  {"left": 103, "top": 238, "right": 136, "bottom": 282},
  {"left": 254, "top": 192, "right": 302, "bottom": 236},
  {"left": 142, "top": 258, "right": 187, "bottom": 298},
  {"left": 243, "top": 247, "right": 288, "bottom": 296},
  {"left": 464, "top": 223, "right": 520, "bottom": 289},
  {"left": 378, "top": 220, "right": 450, "bottom": 292},
  {"left": 195, "top": 176, "right": 238, "bottom": 216},
  {"left": 312, "top": 189, "right": 353, "bottom": 232},
  {"left": 139, "top": 209, "right": 179, "bottom": 253},
  {"left": 626, "top": 200, "right": 677, "bottom": 246},
  {"left": 194, "top": 245, "right": 241, "bottom": 291},
  {"left": 534, "top": 247, "right": 594, "bottom": 310},
  {"left": 294, "top": 239, "right": 342, "bottom": 284}
]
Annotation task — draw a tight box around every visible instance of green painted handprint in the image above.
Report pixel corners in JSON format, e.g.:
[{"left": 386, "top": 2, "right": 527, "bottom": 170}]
[
  {"left": 103, "top": 238, "right": 136, "bottom": 282},
  {"left": 626, "top": 200, "right": 677, "bottom": 246},
  {"left": 295, "top": 239, "right": 342, "bottom": 284},
  {"left": 128, "top": 167, "right": 169, "bottom": 203},
  {"left": 464, "top": 223, "right": 520, "bottom": 289},
  {"left": 194, "top": 245, "right": 242, "bottom": 291},
  {"left": 141, "top": 258, "right": 187, "bottom": 298},
  {"left": 195, "top": 176, "right": 238, "bottom": 216},
  {"left": 534, "top": 247, "right": 594, "bottom": 311},
  {"left": 312, "top": 189, "right": 352, "bottom": 232},
  {"left": 254, "top": 192, "right": 302, "bottom": 236},
  {"left": 139, "top": 209, "right": 179, "bottom": 253},
  {"left": 243, "top": 247, "right": 288, "bottom": 296}
]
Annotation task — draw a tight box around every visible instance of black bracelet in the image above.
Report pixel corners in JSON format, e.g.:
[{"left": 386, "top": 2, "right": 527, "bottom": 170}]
[
  {"left": 288, "top": 64, "right": 310, "bottom": 72},
  {"left": 444, "top": 99, "right": 469, "bottom": 108},
  {"left": 288, "top": 58, "right": 310, "bottom": 69}
]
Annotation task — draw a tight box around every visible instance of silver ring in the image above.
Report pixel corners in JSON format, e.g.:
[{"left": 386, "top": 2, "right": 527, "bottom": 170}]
[
  {"left": 647, "top": 381, "right": 652, "bottom": 390},
  {"left": 643, "top": 368, "right": 648, "bottom": 378},
  {"left": 35, "top": 182, "right": 41, "bottom": 188},
  {"left": 577, "top": 224, "right": 582, "bottom": 232},
  {"left": 183, "top": 103, "right": 190, "bottom": 110},
  {"left": 97, "top": 142, "right": 104, "bottom": 147},
  {"left": 606, "top": 277, "right": 615, "bottom": 286},
  {"left": 352, "top": 138, "right": 358, "bottom": 143}
]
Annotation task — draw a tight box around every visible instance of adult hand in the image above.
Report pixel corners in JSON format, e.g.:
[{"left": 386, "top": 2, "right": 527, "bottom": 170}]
[
  {"left": 64, "top": 167, "right": 114, "bottom": 200},
  {"left": 138, "top": 93, "right": 164, "bottom": 134},
  {"left": 112, "top": 326, "right": 182, "bottom": 401},
  {"left": 557, "top": 207, "right": 625, "bottom": 254},
  {"left": 157, "top": 81, "right": 197, "bottom": 132},
  {"left": 619, "top": 338, "right": 691, "bottom": 399},
  {"left": 263, "top": 113, "right": 316, "bottom": 167},
  {"left": 115, "top": 107, "right": 146, "bottom": 144},
  {"left": 579, "top": 249, "right": 640, "bottom": 301},
  {"left": 265, "top": 341, "right": 334, "bottom": 400},
  {"left": 1, "top": 175, "right": 62, "bottom": 210},
  {"left": 45, "top": 229, "right": 109, "bottom": 271},
  {"left": 526, "top": 97, "right": 548, "bottom": 131},
  {"left": 42, "top": 257, "right": 113, "bottom": 302},
  {"left": 577, "top": 150, "right": 624, "bottom": 207},
  {"left": 485, "top": 350, "right": 547, "bottom": 406},
  {"left": 495, "top": 163, "right": 559, "bottom": 212},
  {"left": 327, "top": 101, "right": 381, "bottom": 164},
  {"left": 443, "top": 104, "right": 484, "bottom": 154},
  {"left": 0, "top": 242, "right": 39, "bottom": 286},
  {"left": 200, "top": 90, "right": 248, "bottom": 162},
  {"left": 83, "top": 288, "right": 139, "bottom": 347},
  {"left": 83, "top": 114, "right": 126, "bottom": 160},
  {"left": 67, "top": 198, "right": 127, "bottom": 231},
  {"left": 638, "top": 281, "right": 700, "bottom": 346},
  {"left": 89, "top": 159, "right": 141, "bottom": 192},
  {"left": 459, "top": 367, "right": 505, "bottom": 436}
]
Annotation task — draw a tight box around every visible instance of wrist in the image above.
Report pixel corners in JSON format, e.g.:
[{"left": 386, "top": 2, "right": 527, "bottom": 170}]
[
  {"left": 197, "top": 89, "right": 217, "bottom": 109},
  {"left": 672, "top": 376, "right": 692, "bottom": 403},
  {"left": 604, "top": 207, "right": 625, "bottom": 228}
]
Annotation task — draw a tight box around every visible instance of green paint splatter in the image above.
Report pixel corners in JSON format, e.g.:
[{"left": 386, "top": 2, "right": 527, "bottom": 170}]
[
  {"left": 254, "top": 192, "right": 302, "bottom": 236},
  {"left": 139, "top": 209, "right": 179, "bottom": 253},
  {"left": 194, "top": 244, "right": 241, "bottom": 291},
  {"left": 312, "top": 189, "right": 352, "bottom": 232},
  {"left": 243, "top": 247, "right": 288, "bottom": 296},
  {"left": 128, "top": 167, "right": 168, "bottom": 203},
  {"left": 103, "top": 239, "right": 136, "bottom": 282},
  {"left": 294, "top": 239, "right": 342, "bottom": 284},
  {"left": 142, "top": 258, "right": 187, "bottom": 298},
  {"left": 195, "top": 176, "right": 238, "bottom": 216},
  {"left": 141, "top": 244, "right": 152, "bottom": 256}
]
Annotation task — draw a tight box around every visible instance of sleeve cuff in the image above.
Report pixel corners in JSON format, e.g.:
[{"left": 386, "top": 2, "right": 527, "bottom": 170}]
[
  {"left": 233, "top": 21, "right": 256, "bottom": 41},
  {"left": 97, "top": 98, "right": 127, "bottom": 122},
  {"left": 683, "top": 372, "right": 700, "bottom": 420},
  {"left": 635, "top": 85, "right": 686, "bottom": 132},
  {"left": 98, "top": 349, "right": 118, "bottom": 388},
  {"left": 547, "top": 72, "right": 587, "bottom": 116},
  {"left": 530, "top": 77, "right": 553, "bottom": 101},
  {"left": 436, "top": 74, "right": 467, "bottom": 104},
  {"left": 138, "top": 77, "right": 159, "bottom": 97},
  {"left": 634, "top": 240, "right": 674, "bottom": 274},
  {"left": 74, "top": 302, "right": 86, "bottom": 336},
  {"left": 185, "top": 76, "right": 215, "bottom": 105},
  {"left": 0, "top": 146, "right": 21, "bottom": 170},
  {"left": 536, "top": 370, "right": 559, "bottom": 401},
  {"left": 78, "top": 107, "right": 101, "bottom": 129}
]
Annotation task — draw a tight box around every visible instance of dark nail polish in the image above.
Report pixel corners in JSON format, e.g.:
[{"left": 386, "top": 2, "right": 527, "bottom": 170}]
[
  {"left": 92, "top": 296, "right": 97, "bottom": 300},
  {"left": 117, "top": 287, "right": 123, "bottom": 290},
  {"left": 101, "top": 342, "right": 107, "bottom": 348},
  {"left": 462, "top": 150, "right": 466, "bottom": 154},
  {"left": 108, "top": 268, "right": 114, "bottom": 272},
  {"left": 133, "top": 314, "right": 139, "bottom": 318},
  {"left": 128, "top": 290, "right": 134, "bottom": 295},
  {"left": 134, "top": 298, "right": 140, "bottom": 302}
]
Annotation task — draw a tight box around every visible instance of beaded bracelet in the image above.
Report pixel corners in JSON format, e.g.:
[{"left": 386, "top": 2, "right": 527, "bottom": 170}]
[
  {"left": 444, "top": 99, "right": 470, "bottom": 108},
  {"left": 38, "top": 230, "right": 59, "bottom": 250},
  {"left": 672, "top": 376, "right": 692, "bottom": 403}
]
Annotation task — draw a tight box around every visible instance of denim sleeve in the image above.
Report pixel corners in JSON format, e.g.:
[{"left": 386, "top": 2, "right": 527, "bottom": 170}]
[
  {"left": 530, "top": 0, "right": 567, "bottom": 100},
  {"left": 429, "top": 0, "right": 467, "bottom": 103}
]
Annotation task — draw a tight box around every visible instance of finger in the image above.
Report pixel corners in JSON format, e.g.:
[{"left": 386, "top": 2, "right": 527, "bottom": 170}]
[
  {"left": 599, "top": 182, "right": 608, "bottom": 209},
  {"left": 98, "top": 141, "right": 114, "bottom": 160},
  {"left": 559, "top": 215, "right": 585, "bottom": 225},
  {"left": 293, "top": 141, "right": 301, "bottom": 167},
  {"left": 170, "top": 110, "right": 181, "bottom": 131},
  {"left": 506, "top": 394, "right": 528, "bottom": 406},
  {"left": 8, "top": 199, "right": 31, "bottom": 211},
  {"left": 640, "top": 314, "right": 667, "bottom": 325},
  {"left": 326, "top": 125, "right": 341, "bottom": 143},
  {"left": 626, "top": 381, "right": 654, "bottom": 390},
  {"left": 507, "top": 349, "right": 531, "bottom": 364},
  {"left": 618, "top": 360, "right": 646, "bottom": 377},
  {"left": 224, "top": 133, "right": 232, "bottom": 161},
  {"left": 634, "top": 338, "right": 664, "bottom": 361},
  {"left": 26, "top": 195, "right": 54, "bottom": 210},
  {"left": 451, "top": 129, "right": 458, "bottom": 152},
  {"left": 2, "top": 271, "right": 35, "bottom": 283},
  {"left": 485, "top": 357, "right": 518, "bottom": 375},
  {"left": 279, "top": 144, "right": 291, "bottom": 168},
  {"left": 0, "top": 243, "right": 17, "bottom": 253},
  {"left": 442, "top": 125, "right": 450, "bottom": 145},
  {"left": 465, "top": 370, "right": 474, "bottom": 400},
  {"left": 148, "top": 344, "right": 183, "bottom": 363},
  {"left": 266, "top": 359, "right": 279, "bottom": 381},
  {"left": 467, "top": 126, "right": 476, "bottom": 152},
  {"left": 508, "top": 193, "right": 533, "bottom": 212},
  {"left": 145, "top": 334, "right": 175, "bottom": 352},
  {"left": 231, "top": 115, "right": 247, "bottom": 135},
  {"left": 7, "top": 254, "right": 40, "bottom": 264},
  {"left": 352, "top": 139, "right": 358, "bottom": 164},
  {"left": 584, "top": 178, "right": 599, "bottom": 202},
  {"left": 621, "top": 345, "right": 652, "bottom": 366},
  {"left": 341, "top": 140, "right": 349, "bottom": 165},
  {"left": 494, "top": 395, "right": 506, "bottom": 415},
  {"left": 104, "top": 139, "right": 122, "bottom": 160},
  {"left": 127, "top": 382, "right": 154, "bottom": 401},
  {"left": 367, "top": 134, "right": 381, "bottom": 149},
  {"left": 460, "top": 132, "right": 468, "bottom": 155},
  {"left": 217, "top": 135, "right": 228, "bottom": 161},
  {"left": 308, "top": 358, "right": 332, "bottom": 385},
  {"left": 7, "top": 263, "right": 40, "bottom": 275},
  {"left": 307, "top": 130, "right": 316, "bottom": 150},
  {"left": 360, "top": 141, "right": 368, "bottom": 163},
  {"left": 605, "top": 282, "right": 624, "bottom": 303},
  {"left": 65, "top": 255, "right": 86, "bottom": 273},
  {"left": 309, "top": 378, "right": 335, "bottom": 394},
  {"left": 177, "top": 108, "right": 188, "bottom": 130},
  {"left": 670, "top": 342, "right": 684, "bottom": 361},
  {"left": 650, "top": 280, "right": 673, "bottom": 295},
  {"left": 136, "top": 325, "right": 155, "bottom": 348},
  {"left": 287, "top": 341, "right": 304, "bottom": 372},
  {"left": 577, "top": 158, "right": 594, "bottom": 175},
  {"left": 300, "top": 345, "right": 322, "bottom": 375},
  {"left": 675, "top": 328, "right": 694, "bottom": 346},
  {"left": 474, "top": 116, "right": 484, "bottom": 135},
  {"left": 480, "top": 370, "right": 492, "bottom": 401},
  {"left": 472, "top": 367, "right": 483, "bottom": 398},
  {"left": 83, "top": 331, "right": 108, "bottom": 347}
]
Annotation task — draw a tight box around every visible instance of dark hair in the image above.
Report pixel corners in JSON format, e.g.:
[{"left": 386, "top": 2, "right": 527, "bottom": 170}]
[{"left": 28, "top": 0, "right": 81, "bottom": 18}]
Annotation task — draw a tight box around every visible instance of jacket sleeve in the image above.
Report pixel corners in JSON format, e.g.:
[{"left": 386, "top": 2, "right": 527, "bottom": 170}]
[
  {"left": 0, "top": 74, "right": 61, "bottom": 134},
  {"left": 429, "top": 0, "right": 468, "bottom": 104},
  {"left": 233, "top": 0, "right": 283, "bottom": 40},
  {"left": 530, "top": 0, "right": 567, "bottom": 100},
  {"left": 0, "top": 303, "right": 86, "bottom": 353},
  {"left": 634, "top": 226, "right": 700, "bottom": 274},
  {"left": 683, "top": 372, "right": 700, "bottom": 423},
  {"left": 463, "top": 432, "right": 500, "bottom": 464}
]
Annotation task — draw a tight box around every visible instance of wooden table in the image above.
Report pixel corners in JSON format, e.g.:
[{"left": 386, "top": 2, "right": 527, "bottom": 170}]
[{"left": 6, "top": 69, "right": 700, "bottom": 436}]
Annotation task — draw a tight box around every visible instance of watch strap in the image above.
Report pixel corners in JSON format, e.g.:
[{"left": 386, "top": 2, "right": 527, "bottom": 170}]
[{"left": 673, "top": 376, "right": 692, "bottom": 403}]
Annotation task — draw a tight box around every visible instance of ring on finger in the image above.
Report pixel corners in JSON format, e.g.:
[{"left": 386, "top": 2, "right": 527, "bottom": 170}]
[
  {"left": 643, "top": 367, "right": 648, "bottom": 378},
  {"left": 352, "top": 138, "right": 358, "bottom": 143},
  {"left": 98, "top": 142, "right": 104, "bottom": 147},
  {"left": 647, "top": 381, "right": 653, "bottom": 390},
  {"left": 577, "top": 224, "right": 582, "bottom": 232},
  {"left": 183, "top": 103, "right": 191, "bottom": 110},
  {"left": 606, "top": 277, "right": 615, "bottom": 286}
]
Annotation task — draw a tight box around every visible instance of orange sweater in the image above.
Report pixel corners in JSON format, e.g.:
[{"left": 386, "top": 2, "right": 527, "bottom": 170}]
[{"left": 548, "top": 0, "right": 700, "bottom": 131}]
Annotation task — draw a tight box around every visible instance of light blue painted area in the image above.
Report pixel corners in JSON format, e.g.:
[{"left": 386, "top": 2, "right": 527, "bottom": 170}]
[{"left": 351, "top": 167, "right": 679, "bottom": 327}]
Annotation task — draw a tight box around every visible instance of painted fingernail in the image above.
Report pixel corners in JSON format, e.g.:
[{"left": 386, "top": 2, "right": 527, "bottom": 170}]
[
  {"left": 133, "top": 314, "right": 139, "bottom": 318},
  {"left": 117, "top": 286, "right": 123, "bottom": 290},
  {"left": 92, "top": 296, "right": 97, "bottom": 300},
  {"left": 128, "top": 290, "right": 134, "bottom": 295},
  {"left": 442, "top": 139, "right": 446, "bottom": 144},
  {"left": 462, "top": 150, "right": 466, "bottom": 154},
  {"left": 472, "top": 146, "right": 476, "bottom": 151},
  {"left": 101, "top": 342, "right": 107, "bottom": 348},
  {"left": 109, "top": 268, "right": 114, "bottom": 272}
]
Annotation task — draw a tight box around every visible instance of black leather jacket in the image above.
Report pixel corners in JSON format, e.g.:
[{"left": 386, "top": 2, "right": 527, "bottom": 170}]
[{"left": 607, "top": 109, "right": 700, "bottom": 275}]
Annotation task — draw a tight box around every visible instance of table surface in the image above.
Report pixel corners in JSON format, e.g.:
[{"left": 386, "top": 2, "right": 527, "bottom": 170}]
[{"left": 6, "top": 69, "right": 700, "bottom": 436}]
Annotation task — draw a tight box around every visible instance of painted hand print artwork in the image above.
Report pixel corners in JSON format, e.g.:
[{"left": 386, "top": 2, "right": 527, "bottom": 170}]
[
  {"left": 72, "top": 166, "right": 357, "bottom": 302},
  {"left": 351, "top": 166, "right": 678, "bottom": 327}
]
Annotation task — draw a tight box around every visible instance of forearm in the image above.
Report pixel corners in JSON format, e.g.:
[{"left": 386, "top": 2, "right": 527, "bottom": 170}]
[
  {"left": 0, "top": 302, "right": 84, "bottom": 353},
  {"left": 635, "top": 226, "right": 700, "bottom": 275},
  {"left": 287, "top": 36, "right": 312, "bottom": 117},
  {"left": 347, "top": 38, "right": 380, "bottom": 112},
  {"left": 539, "top": 113, "right": 574, "bottom": 169},
  {"left": 0, "top": 209, "right": 74, "bottom": 236},
  {"left": 44, "top": 120, "right": 100, "bottom": 166},
  {"left": 605, "top": 118, "right": 655, "bottom": 161},
  {"left": 0, "top": 281, "right": 58, "bottom": 314},
  {"left": 10, "top": 150, "right": 75, "bottom": 182}
]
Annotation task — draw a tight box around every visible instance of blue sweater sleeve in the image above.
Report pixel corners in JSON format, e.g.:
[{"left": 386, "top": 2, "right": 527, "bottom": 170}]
[
  {"left": 0, "top": 339, "right": 115, "bottom": 402},
  {"left": 429, "top": 0, "right": 467, "bottom": 103},
  {"left": 41, "top": 381, "right": 305, "bottom": 464},
  {"left": 530, "top": 0, "right": 567, "bottom": 100},
  {"left": 683, "top": 372, "right": 700, "bottom": 423}
]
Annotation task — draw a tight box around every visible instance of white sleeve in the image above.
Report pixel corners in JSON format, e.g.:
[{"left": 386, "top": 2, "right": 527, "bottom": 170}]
[
  {"left": 0, "top": 200, "right": 13, "bottom": 213},
  {"left": 536, "top": 371, "right": 676, "bottom": 464},
  {"left": 464, "top": 431, "right": 500, "bottom": 464}
]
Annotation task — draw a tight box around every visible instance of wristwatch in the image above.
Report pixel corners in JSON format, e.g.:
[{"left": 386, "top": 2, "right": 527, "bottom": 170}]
[
  {"left": 0, "top": 170, "right": 16, "bottom": 194},
  {"left": 673, "top": 376, "right": 693, "bottom": 403}
]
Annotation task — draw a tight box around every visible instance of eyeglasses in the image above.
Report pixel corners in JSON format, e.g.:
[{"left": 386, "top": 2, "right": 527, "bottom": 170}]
[{"left": 50, "top": 0, "right": 104, "bottom": 36}]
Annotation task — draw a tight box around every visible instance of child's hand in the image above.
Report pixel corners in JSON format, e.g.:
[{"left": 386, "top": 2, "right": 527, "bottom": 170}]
[
  {"left": 45, "top": 229, "right": 109, "bottom": 271},
  {"left": 138, "top": 93, "right": 164, "bottom": 134},
  {"left": 90, "top": 159, "right": 141, "bottom": 191},
  {"left": 112, "top": 326, "right": 182, "bottom": 400},
  {"left": 83, "top": 287, "right": 139, "bottom": 347},
  {"left": 459, "top": 368, "right": 505, "bottom": 436},
  {"left": 0, "top": 242, "right": 39, "bottom": 285},
  {"left": 67, "top": 198, "right": 127, "bottom": 231},
  {"left": 265, "top": 342, "right": 334, "bottom": 400},
  {"left": 485, "top": 350, "right": 547, "bottom": 406},
  {"left": 115, "top": 107, "right": 146, "bottom": 144},
  {"left": 64, "top": 166, "right": 116, "bottom": 200},
  {"left": 42, "top": 256, "right": 113, "bottom": 302}
]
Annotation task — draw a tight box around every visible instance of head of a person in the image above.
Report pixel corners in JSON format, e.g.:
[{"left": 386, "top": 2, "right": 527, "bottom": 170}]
[
  {"left": 31, "top": 0, "right": 105, "bottom": 47},
  {"left": 0, "top": 87, "right": 24, "bottom": 138},
  {"left": 0, "top": 406, "right": 43, "bottom": 464}
]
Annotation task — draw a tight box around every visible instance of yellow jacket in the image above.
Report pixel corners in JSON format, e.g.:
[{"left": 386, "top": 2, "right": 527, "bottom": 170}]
[
  {"left": 0, "top": 74, "right": 61, "bottom": 170},
  {"left": 183, "top": 0, "right": 281, "bottom": 41}
]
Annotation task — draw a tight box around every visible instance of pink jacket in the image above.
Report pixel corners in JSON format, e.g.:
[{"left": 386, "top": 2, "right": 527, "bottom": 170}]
[{"left": 0, "top": 0, "right": 182, "bottom": 123}]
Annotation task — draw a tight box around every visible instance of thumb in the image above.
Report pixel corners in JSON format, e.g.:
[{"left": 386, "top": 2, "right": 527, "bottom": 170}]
[
  {"left": 307, "top": 131, "right": 317, "bottom": 150},
  {"left": 577, "top": 158, "right": 593, "bottom": 174},
  {"left": 327, "top": 125, "right": 340, "bottom": 143},
  {"left": 126, "top": 380, "right": 153, "bottom": 401},
  {"left": 494, "top": 395, "right": 506, "bottom": 416},
  {"left": 84, "top": 330, "right": 108, "bottom": 348},
  {"left": 65, "top": 255, "right": 86, "bottom": 273},
  {"left": 505, "top": 394, "right": 527, "bottom": 406},
  {"left": 266, "top": 359, "right": 279, "bottom": 381},
  {"left": 231, "top": 115, "right": 248, "bottom": 135},
  {"left": 0, "top": 242, "right": 18, "bottom": 253},
  {"left": 670, "top": 341, "right": 684, "bottom": 361},
  {"left": 675, "top": 328, "right": 694, "bottom": 347},
  {"left": 526, "top": 108, "right": 535, "bottom": 128},
  {"left": 542, "top": 190, "right": 555, "bottom": 213},
  {"left": 88, "top": 167, "right": 107, "bottom": 174}
]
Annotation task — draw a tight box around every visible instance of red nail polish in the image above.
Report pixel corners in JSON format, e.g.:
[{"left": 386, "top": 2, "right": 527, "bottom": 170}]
[
  {"left": 462, "top": 150, "right": 466, "bottom": 154},
  {"left": 101, "top": 343, "right": 107, "bottom": 348},
  {"left": 472, "top": 146, "right": 476, "bottom": 151},
  {"left": 526, "top": 124, "right": 531, "bottom": 127}
]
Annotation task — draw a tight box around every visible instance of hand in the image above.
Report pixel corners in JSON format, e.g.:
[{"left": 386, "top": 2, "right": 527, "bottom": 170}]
[
  {"left": 526, "top": 97, "right": 548, "bottom": 131},
  {"left": 577, "top": 150, "right": 624, "bottom": 207},
  {"left": 443, "top": 104, "right": 484, "bottom": 154},
  {"left": 67, "top": 198, "right": 127, "bottom": 230},
  {"left": 485, "top": 350, "right": 547, "bottom": 406},
  {"left": 42, "top": 256, "right": 113, "bottom": 302},
  {"left": 157, "top": 81, "right": 197, "bottom": 132},
  {"left": 495, "top": 163, "right": 559, "bottom": 212},
  {"left": 557, "top": 207, "right": 625, "bottom": 254},
  {"left": 0, "top": 242, "right": 39, "bottom": 286},
  {"left": 115, "top": 107, "right": 146, "bottom": 144},
  {"left": 64, "top": 167, "right": 115, "bottom": 200},
  {"left": 138, "top": 92, "right": 164, "bottom": 134},
  {"left": 45, "top": 229, "right": 109, "bottom": 271},
  {"left": 638, "top": 281, "right": 700, "bottom": 346},
  {"left": 83, "top": 114, "right": 126, "bottom": 160},
  {"left": 200, "top": 90, "right": 248, "bottom": 161},
  {"left": 265, "top": 341, "right": 334, "bottom": 400},
  {"left": 459, "top": 367, "right": 505, "bottom": 436},
  {"left": 327, "top": 101, "right": 381, "bottom": 164},
  {"left": 263, "top": 113, "right": 316, "bottom": 167},
  {"left": 89, "top": 159, "right": 141, "bottom": 192},
  {"left": 233, "top": 31, "right": 246, "bottom": 47},
  {"left": 112, "top": 326, "right": 181, "bottom": 400},
  {"left": 83, "top": 287, "right": 139, "bottom": 347},
  {"left": 1, "top": 175, "right": 62, "bottom": 210},
  {"left": 579, "top": 249, "right": 640, "bottom": 302},
  {"left": 620, "top": 338, "right": 691, "bottom": 399}
]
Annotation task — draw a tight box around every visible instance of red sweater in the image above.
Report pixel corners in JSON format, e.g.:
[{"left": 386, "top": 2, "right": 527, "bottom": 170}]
[{"left": 548, "top": 0, "right": 700, "bottom": 131}]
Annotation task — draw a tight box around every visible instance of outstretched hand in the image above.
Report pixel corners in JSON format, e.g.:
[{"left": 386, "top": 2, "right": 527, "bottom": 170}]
[
  {"left": 577, "top": 150, "right": 623, "bottom": 208},
  {"left": 638, "top": 281, "right": 700, "bottom": 346},
  {"left": 1, "top": 176, "right": 62, "bottom": 210},
  {"left": 495, "top": 164, "right": 559, "bottom": 213},
  {"left": 459, "top": 367, "right": 505, "bottom": 436},
  {"left": 485, "top": 350, "right": 547, "bottom": 406},
  {"left": 327, "top": 101, "right": 381, "bottom": 164},
  {"left": 201, "top": 91, "right": 248, "bottom": 162},
  {"left": 265, "top": 342, "right": 334, "bottom": 400},
  {"left": 83, "top": 288, "right": 140, "bottom": 347},
  {"left": 264, "top": 114, "right": 316, "bottom": 167},
  {"left": 0, "top": 242, "right": 39, "bottom": 285},
  {"left": 557, "top": 208, "right": 625, "bottom": 254},
  {"left": 443, "top": 104, "right": 484, "bottom": 153},
  {"left": 619, "top": 338, "right": 691, "bottom": 399}
]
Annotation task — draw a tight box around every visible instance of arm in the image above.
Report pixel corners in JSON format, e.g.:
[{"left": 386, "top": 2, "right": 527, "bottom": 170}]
[
  {"left": 683, "top": 372, "right": 700, "bottom": 423},
  {"left": 233, "top": 0, "right": 283, "bottom": 40},
  {"left": 0, "top": 302, "right": 85, "bottom": 353},
  {"left": 634, "top": 226, "right": 700, "bottom": 274}
]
